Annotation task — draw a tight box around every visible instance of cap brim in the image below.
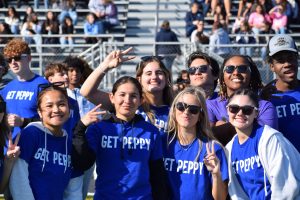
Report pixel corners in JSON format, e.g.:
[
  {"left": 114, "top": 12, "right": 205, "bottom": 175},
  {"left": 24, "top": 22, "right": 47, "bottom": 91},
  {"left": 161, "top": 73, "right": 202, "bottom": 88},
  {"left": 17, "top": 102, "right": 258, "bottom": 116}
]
[{"left": 269, "top": 48, "right": 298, "bottom": 56}]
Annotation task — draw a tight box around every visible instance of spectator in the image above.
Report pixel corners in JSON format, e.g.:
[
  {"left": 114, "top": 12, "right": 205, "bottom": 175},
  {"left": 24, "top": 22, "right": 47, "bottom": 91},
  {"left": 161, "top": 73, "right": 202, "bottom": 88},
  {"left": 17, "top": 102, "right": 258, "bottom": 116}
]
[
  {"left": 20, "top": 13, "right": 42, "bottom": 53},
  {"left": 0, "top": 22, "right": 13, "bottom": 45},
  {"left": 10, "top": 86, "right": 72, "bottom": 200},
  {"left": 185, "top": 2, "right": 204, "bottom": 37},
  {"left": 187, "top": 51, "right": 220, "bottom": 99},
  {"left": 248, "top": 3, "right": 270, "bottom": 35},
  {"left": 58, "top": 0, "right": 78, "bottom": 25},
  {"left": 0, "top": 54, "right": 11, "bottom": 89},
  {"left": 226, "top": 89, "right": 300, "bottom": 199},
  {"left": 84, "top": 13, "right": 100, "bottom": 44},
  {"left": 269, "top": 4, "right": 288, "bottom": 33},
  {"left": 207, "top": 55, "right": 278, "bottom": 145},
  {"left": 214, "top": 3, "right": 228, "bottom": 27},
  {"left": 41, "top": 11, "right": 60, "bottom": 45},
  {"left": 232, "top": 0, "right": 253, "bottom": 33},
  {"left": 273, "top": 0, "right": 293, "bottom": 20},
  {"left": 164, "top": 86, "right": 228, "bottom": 199},
  {"left": 235, "top": 20, "right": 256, "bottom": 56},
  {"left": 22, "top": 6, "right": 34, "bottom": 24},
  {"left": 190, "top": 20, "right": 210, "bottom": 44},
  {"left": 191, "top": 0, "right": 210, "bottom": 16},
  {"left": 60, "top": 16, "right": 74, "bottom": 51},
  {"left": 34, "top": 0, "right": 49, "bottom": 9},
  {"left": 210, "top": 0, "right": 231, "bottom": 18},
  {"left": 155, "top": 20, "right": 181, "bottom": 72},
  {"left": 173, "top": 70, "right": 190, "bottom": 93},
  {"left": 260, "top": 34, "right": 300, "bottom": 153},
  {"left": 209, "top": 22, "right": 231, "bottom": 57},
  {"left": 4, "top": 6, "right": 20, "bottom": 35},
  {"left": 0, "top": 39, "right": 48, "bottom": 141}
]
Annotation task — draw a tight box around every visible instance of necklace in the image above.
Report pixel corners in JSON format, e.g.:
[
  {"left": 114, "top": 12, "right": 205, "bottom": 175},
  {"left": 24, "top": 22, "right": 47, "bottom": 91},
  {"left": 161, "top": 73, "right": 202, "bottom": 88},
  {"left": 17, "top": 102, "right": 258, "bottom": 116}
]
[{"left": 179, "top": 138, "right": 197, "bottom": 151}]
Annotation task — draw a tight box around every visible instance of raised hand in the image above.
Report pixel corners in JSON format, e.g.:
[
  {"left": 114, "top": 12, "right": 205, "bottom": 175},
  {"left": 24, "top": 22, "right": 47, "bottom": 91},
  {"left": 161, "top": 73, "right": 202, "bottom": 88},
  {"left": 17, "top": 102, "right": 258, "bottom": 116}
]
[
  {"left": 102, "top": 47, "right": 135, "bottom": 70},
  {"left": 6, "top": 133, "right": 20, "bottom": 160},
  {"left": 81, "top": 104, "right": 109, "bottom": 126},
  {"left": 204, "top": 141, "right": 221, "bottom": 175},
  {"left": 7, "top": 114, "right": 24, "bottom": 127}
]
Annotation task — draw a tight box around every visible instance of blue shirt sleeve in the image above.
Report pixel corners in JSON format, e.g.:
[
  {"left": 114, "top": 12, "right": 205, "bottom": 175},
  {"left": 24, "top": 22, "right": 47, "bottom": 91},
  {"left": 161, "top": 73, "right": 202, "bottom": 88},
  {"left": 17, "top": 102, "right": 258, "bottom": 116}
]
[
  {"left": 150, "top": 129, "right": 163, "bottom": 161},
  {"left": 18, "top": 126, "right": 38, "bottom": 164},
  {"left": 257, "top": 100, "right": 278, "bottom": 130},
  {"left": 206, "top": 99, "right": 218, "bottom": 123}
]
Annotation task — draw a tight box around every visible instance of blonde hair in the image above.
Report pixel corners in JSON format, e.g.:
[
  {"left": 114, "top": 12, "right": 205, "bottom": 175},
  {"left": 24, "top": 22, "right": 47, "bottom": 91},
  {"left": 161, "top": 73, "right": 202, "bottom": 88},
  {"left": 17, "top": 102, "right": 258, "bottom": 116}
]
[{"left": 167, "top": 86, "right": 216, "bottom": 161}]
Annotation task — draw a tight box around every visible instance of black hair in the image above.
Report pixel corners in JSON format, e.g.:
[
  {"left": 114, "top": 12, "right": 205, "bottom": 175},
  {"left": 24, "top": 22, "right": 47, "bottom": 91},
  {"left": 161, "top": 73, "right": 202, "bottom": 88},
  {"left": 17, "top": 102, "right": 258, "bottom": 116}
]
[
  {"left": 228, "top": 88, "right": 259, "bottom": 108},
  {"left": 112, "top": 76, "right": 143, "bottom": 98},
  {"left": 63, "top": 56, "right": 85, "bottom": 73}
]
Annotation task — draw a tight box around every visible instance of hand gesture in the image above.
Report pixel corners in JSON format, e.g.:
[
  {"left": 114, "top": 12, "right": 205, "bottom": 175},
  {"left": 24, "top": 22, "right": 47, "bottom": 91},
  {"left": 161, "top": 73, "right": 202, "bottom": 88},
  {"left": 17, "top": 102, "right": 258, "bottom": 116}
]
[
  {"left": 7, "top": 114, "right": 24, "bottom": 127},
  {"left": 204, "top": 141, "right": 221, "bottom": 175},
  {"left": 6, "top": 133, "right": 20, "bottom": 161},
  {"left": 102, "top": 47, "right": 135, "bottom": 70},
  {"left": 81, "top": 104, "right": 108, "bottom": 126}
]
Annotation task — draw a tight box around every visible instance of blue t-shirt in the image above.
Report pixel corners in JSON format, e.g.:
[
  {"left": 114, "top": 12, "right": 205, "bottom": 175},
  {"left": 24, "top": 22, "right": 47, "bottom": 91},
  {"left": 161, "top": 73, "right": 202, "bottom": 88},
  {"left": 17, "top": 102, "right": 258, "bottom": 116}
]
[
  {"left": 137, "top": 105, "right": 170, "bottom": 135},
  {"left": 0, "top": 75, "right": 48, "bottom": 139},
  {"left": 19, "top": 123, "right": 72, "bottom": 200},
  {"left": 231, "top": 125, "right": 271, "bottom": 199},
  {"left": 268, "top": 86, "right": 300, "bottom": 152},
  {"left": 163, "top": 136, "right": 228, "bottom": 200},
  {"left": 86, "top": 116, "right": 163, "bottom": 200},
  {"left": 206, "top": 96, "right": 278, "bottom": 129}
]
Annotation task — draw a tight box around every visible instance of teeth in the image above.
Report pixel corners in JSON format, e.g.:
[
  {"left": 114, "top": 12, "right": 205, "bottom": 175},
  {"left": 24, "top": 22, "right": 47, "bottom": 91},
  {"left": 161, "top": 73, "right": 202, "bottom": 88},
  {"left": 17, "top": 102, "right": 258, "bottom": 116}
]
[{"left": 232, "top": 79, "right": 242, "bottom": 82}]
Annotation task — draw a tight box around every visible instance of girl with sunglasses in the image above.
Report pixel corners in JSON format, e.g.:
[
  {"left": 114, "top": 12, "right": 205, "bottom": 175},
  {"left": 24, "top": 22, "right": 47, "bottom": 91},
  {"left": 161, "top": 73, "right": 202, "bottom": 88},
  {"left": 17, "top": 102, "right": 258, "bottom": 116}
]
[
  {"left": 10, "top": 86, "right": 73, "bottom": 200},
  {"left": 0, "top": 96, "right": 20, "bottom": 193},
  {"left": 226, "top": 88, "right": 300, "bottom": 199},
  {"left": 206, "top": 55, "right": 278, "bottom": 145},
  {"left": 72, "top": 76, "right": 167, "bottom": 199},
  {"left": 164, "top": 86, "right": 228, "bottom": 199},
  {"left": 80, "top": 48, "right": 174, "bottom": 135}
]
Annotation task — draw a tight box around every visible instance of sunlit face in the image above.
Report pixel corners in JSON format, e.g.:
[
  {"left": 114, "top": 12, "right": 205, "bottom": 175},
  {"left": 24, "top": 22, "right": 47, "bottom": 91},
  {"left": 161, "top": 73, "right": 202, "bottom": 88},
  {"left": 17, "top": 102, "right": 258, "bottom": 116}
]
[
  {"left": 38, "top": 90, "right": 70, "bottom": 130},
  {"left": 67, "top": 67, "right": 82, "bottom": 87},
  {"left": 227, "top": 95, "right": 258, "bottom": 131},
  {"left": 47, "top": 11, "right": 54, "bottom": 20},
  {"left": 48, "top": 71, "right": 69, "bottom": 87},
  {"left": 110, "top": 82, "right": 141, "bottom": 121},
  {"left": 223, "top": 56, "right": 251, "bottom": 95},
  {"left": 189, "top": 58, "right": 216, "bottom": 88},
  {"left": 87, "top": 14, "right": 95, "bottom": 24},
  {"left": 140, "top": 61, "right": 167, "bottom": 94},
  {"left": 175, "top": 93, "right": 201, "bottom": 130},
  {"left": 7, "top": 54, "right": 31, "bottom": 75},
  {"left": 256, "top": 5, "right": 263, "bottom": 13}
]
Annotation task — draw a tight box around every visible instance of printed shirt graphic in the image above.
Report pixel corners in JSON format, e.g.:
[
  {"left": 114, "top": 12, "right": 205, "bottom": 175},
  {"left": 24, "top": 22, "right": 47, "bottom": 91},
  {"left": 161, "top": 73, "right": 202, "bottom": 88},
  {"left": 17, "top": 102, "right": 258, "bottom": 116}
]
[
  {"left": 206, "top": 96, "right": 278, "bottom": 129},
  {"left": 269, "top": 86, "right": 300, "bottom": 152},
  {"left": 162, "top": 136, "right": 228, "bottom": 200},
  {"left": 86, "top": 118, "right": 163, "bottom": 199},
  {"left": 0, "top": 75, "right": 48, "bottom": 139},
  {"left": 231, "top": 125, "right": 271, "bottom": 199},
  {"left": 19, "top": 125, "right": 72, "bottom": 200},
  {"left": 136, "top": 105, "right": 170, "bottom": 135}
]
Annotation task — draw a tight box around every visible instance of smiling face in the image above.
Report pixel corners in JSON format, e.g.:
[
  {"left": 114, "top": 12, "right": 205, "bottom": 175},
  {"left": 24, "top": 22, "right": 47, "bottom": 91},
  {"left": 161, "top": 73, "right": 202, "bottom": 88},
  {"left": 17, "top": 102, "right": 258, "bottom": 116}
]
[
  {"left": 223, "top": 56, "right": 251, "bottom": 97},
  {"left": 227, "top": 94, "right": 257, "bottom": 132},
  {"left": 175, "top": 93, "right": 201, "bottom": 131},
  {"left": 38, "top": 90, "right": 70, "bottom": 131},
  {"left": 139, "top": 61, "right": 167, "bottom": 94},
  {"left": 67, "top": 67, "right": 82, "bottom": 88},
  {"left": 110, "top": 82, "right": 141, "bottom": 121},
  {"left": 270, "top": 51, "right": 298, "bottom": 86}
]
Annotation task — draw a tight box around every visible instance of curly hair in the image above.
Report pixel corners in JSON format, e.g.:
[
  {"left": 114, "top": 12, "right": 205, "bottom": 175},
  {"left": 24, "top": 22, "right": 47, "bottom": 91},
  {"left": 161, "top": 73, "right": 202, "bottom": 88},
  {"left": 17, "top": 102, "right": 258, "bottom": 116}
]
[
  {"left": 3, "top": 39, "right": 31, "bottom": 58},
  {"left": 219, "top": 55, "right": 263, "bottom": 100},
  {"left": 44, "top": 63, "right": 68, "bottom": 80}
]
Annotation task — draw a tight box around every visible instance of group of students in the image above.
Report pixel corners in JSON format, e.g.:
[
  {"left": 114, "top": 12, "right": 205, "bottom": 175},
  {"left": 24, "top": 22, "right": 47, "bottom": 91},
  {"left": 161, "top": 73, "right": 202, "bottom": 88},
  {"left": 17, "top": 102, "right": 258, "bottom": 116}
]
[{"left": 0, "top": 34, "right": 299, "bottom": 200}]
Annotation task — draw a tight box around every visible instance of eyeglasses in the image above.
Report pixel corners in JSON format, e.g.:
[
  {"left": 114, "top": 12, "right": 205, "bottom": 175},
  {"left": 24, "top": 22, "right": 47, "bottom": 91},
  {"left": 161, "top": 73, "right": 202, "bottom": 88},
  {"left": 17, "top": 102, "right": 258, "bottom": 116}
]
[
  {"left": 6, "top": 54, "right": 28, "bottom": 63},
  {"left": 188, "top": 65, "right": 210, "bottom": 75},
  {"left": 38, "top": 82, "right": 67, "bottom": 95},
  {"left": 176, "top": 102, "right": 202, "bottom": 115},
  {"left": 223, "top": 65, "right": 251, "bottom": 74},
  {"left": 227, "top": 104, "right": 258, "bottom": 115},
  {"left": 0, "top": 102, "right": 6, "bottom": 113},
  {"left": 140, "top": 56, "right": 164, "bottom": 62}
]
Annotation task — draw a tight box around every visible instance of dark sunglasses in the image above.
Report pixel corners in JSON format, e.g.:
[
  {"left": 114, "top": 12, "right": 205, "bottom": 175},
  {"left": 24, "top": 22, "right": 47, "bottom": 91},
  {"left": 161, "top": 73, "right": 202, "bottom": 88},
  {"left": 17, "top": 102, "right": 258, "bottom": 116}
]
[
  {"left": 38, "top": 82, "right": 67, "bottom": 95},
  {"left": 6, "top": 54, "right": 27, "bottom": 63},
  {"left": 0, "top": 102, "right": 6, "bottom": 113},
  {"left": 176, "top": 102, "right": 202, "bottom": 115},
  {"left": 223, "top": 65, "right": 251, "bottom": 74},
  {"left": 188, "top": 65, "right": 209, "bottom": 75},
  {"left": 140, "top": 55, "right": 164, "bottom": 62},
  {"left": 227, "top": 104, "right": 258, "bottom": 115}
]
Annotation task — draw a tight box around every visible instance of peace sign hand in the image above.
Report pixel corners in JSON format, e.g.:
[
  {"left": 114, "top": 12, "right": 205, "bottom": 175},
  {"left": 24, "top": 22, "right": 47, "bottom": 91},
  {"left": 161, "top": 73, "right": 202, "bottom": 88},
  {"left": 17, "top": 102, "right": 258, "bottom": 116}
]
[
  {"left": 102, "top": 47, "right": 135, "bottom": 70},
  {"left": 204, "top": 141, "right": 221, "bottom": 175},
  {"left": 81, "top": 104, "right": 109, "bottom": 126},
  {"left": 6, "top": 133, "right": 21, "bottom": 161}
]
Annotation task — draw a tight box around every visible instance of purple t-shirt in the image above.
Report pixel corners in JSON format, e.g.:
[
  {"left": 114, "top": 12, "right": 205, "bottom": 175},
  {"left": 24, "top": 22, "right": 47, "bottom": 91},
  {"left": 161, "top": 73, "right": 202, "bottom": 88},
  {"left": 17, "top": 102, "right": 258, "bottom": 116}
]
[{"left": 206, "top": 96, "right": 278, "bottom": 129}]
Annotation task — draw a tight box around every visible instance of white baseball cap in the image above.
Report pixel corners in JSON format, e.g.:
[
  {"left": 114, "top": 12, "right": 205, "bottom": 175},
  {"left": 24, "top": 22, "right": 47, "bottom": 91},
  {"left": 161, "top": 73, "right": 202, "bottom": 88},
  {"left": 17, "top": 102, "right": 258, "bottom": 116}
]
[{"left": 268, "top": 34, "right": 298, "bottom": 56}]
